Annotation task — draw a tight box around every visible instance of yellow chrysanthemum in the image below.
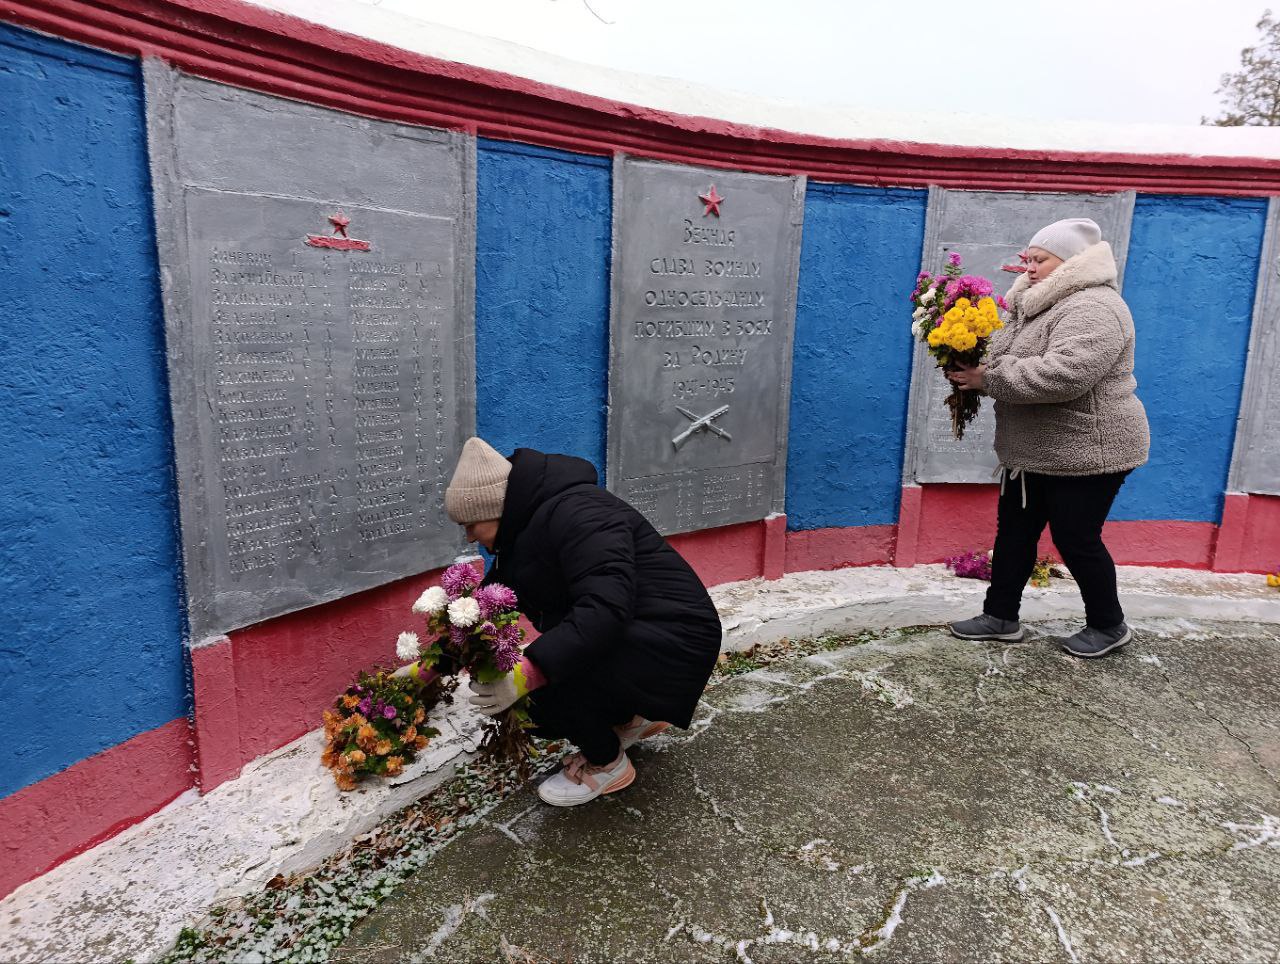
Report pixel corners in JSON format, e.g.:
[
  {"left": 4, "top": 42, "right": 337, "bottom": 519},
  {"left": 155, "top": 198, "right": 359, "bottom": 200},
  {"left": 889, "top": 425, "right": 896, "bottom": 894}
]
[
  {"left": 927, "top": 328, "right": 945, "bottom": 347},
  {"left": 944, "top": 307, "right": 964, "bottom": 324},
  {"left": 950, "top": 330, "right": 977, "bottom": 351},
  {"left": 954, "top": 297, "right": 971, "bottom": 310}
]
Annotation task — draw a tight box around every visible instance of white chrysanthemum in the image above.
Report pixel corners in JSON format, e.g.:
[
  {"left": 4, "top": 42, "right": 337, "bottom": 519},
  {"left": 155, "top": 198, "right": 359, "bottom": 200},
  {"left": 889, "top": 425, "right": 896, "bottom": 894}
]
[
  {"left": 396, "top": 631, "right": 420, "bottom": 662},
  {"left": 911, "top": 318, "right": 924, "bottom": 338},
  {"left": 912, "top": 306, "right": 927, "bottom": 321},
  {"left": 921, "top": 287, "right": 936, "bottom": 304},
  {"left": 448, "top": 596, "right": 481, "bottom": 628},
  {"left": 412, "top": 586, "right": 448, "bottom": 615}
]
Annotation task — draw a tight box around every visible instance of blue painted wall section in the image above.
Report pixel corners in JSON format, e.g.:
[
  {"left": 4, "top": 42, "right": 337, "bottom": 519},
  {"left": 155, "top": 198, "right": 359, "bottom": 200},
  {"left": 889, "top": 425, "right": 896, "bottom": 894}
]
[
  {"left": 0, "top": 25, "right": 187, "bottom": 798},
  {"left": 785, "top": 183, "right": 927, "bottom": 530},
  {"left": 475, "top": 140, "right": 611, "bottom": 473},
  {"left": 1118, "top": 195, "right": 1266, "bottom": 523}
]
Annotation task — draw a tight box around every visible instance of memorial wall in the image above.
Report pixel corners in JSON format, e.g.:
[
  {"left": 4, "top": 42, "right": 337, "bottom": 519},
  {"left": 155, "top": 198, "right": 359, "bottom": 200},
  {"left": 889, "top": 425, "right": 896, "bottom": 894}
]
[
  {"left": 144, "top": 65, "right": 476, "bottom": 639},
  {"left": 6, "top": 6, "right": 1280, "bottom": 903}
]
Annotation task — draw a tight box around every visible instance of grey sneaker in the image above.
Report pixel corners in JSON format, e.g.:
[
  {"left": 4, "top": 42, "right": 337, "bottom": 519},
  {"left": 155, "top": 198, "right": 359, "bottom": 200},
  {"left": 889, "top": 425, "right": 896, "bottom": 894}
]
[
  {"left": 1062, "top": 622, "right": 1132, "bottom": 658},
  {"left": 949, "top": 613, "right": 1025, "bottom": 641}
]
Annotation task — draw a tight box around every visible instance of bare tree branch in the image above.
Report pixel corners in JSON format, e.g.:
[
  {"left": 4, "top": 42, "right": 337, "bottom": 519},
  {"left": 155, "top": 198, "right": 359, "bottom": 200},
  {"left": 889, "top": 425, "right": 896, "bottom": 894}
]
[{"left": 1207, "top": 9, "right": 1280, "bottom": 126}]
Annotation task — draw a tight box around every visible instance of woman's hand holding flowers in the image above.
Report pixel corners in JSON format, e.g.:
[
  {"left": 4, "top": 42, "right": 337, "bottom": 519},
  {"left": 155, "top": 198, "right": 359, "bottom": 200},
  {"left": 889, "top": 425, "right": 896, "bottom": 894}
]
[{"left": 947, "top": 362, "right": 986, "bottom": 392}]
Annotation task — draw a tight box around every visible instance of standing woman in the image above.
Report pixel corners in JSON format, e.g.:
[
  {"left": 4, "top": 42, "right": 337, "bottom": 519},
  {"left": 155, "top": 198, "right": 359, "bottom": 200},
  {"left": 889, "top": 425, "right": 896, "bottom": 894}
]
[{"left": 946, "top": 218, "right": 1150, "bottom": 658}]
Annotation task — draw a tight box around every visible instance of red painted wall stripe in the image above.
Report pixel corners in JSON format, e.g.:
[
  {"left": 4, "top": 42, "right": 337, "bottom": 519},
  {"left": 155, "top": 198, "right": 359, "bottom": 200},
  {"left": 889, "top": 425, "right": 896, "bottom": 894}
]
[
  {"left": 902, "top": 483, "right": 1223, "bottom": 570},
  {"left": 1214, "top": 492, "right": 1280, "bottom": 573},
  {"left": 785, "top": 525, "right": 897, "bottom": 573},
  {"left": 4, "top": 0, "right": 1280, "bottom": 194},
  {"left": 0, "top": 718, "right": 194, "bottom": 899}
]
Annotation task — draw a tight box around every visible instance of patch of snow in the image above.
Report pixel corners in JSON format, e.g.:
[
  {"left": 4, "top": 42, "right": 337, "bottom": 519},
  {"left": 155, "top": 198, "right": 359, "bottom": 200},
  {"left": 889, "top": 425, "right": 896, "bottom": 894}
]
[
  {"left": 408, "top": 893, "right": 494, "bottom": 962},
  {"left": 1121, "top": 852, "right": 1161, "bottom": 868},
  {"left": 1222, "top": 814, "right": 1280, "bottom": 851},
  {"left": 1044, "top": 907, "right": 1080, "bottom": 964}
]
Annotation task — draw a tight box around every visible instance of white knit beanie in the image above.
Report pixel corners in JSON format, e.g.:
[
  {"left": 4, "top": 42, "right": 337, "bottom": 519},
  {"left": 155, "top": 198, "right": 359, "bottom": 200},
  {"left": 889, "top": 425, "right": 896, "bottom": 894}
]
[
  {"left": 1027, "top": 218, "right": 1102, "bottom": 262},
  {"left": 445, "top": 437, "right": 511, "bottom": 524}
]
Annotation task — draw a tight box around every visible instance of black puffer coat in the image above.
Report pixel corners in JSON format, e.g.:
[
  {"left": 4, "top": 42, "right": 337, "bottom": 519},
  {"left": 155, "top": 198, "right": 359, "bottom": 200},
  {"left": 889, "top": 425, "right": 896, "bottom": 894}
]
[{"left": 487, "top": 448, "right": 722, "bottom": 729}]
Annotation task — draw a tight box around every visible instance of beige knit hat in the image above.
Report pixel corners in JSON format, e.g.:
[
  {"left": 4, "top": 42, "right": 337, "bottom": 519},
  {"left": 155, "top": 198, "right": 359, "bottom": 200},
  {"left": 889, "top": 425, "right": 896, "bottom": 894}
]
[
  {"left": 445, "top": 437, "right": 511, "bottom": 524},
  {"left": 1027, "top": 217, "right": 1102, "bottom": 262}
]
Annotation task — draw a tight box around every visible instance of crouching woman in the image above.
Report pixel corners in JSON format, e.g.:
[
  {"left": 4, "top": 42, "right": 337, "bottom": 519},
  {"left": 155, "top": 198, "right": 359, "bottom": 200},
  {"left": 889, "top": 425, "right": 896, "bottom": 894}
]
[{"left": 444, "top": 437, "right": 723, "bottom": 807}]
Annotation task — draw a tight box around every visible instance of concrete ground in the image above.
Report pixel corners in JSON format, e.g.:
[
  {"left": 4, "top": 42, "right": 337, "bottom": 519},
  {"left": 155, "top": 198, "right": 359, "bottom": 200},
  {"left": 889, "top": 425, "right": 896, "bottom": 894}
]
[{"left": 336, "top": 618, "right": 1280, "bottom": 963}]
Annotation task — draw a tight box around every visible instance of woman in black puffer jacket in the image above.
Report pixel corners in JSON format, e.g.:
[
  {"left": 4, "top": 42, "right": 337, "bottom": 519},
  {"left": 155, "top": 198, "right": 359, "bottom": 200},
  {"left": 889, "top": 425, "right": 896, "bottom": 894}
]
[{"left": 444, "top": 437, "right": 722, "bottom": 807}]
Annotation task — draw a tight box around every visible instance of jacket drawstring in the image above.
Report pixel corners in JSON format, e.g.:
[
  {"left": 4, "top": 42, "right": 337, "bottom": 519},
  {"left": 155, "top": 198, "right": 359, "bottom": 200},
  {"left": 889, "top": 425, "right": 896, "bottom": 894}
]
[{"left": 995, "top": 465, "right": 1027, "bottom": 510}]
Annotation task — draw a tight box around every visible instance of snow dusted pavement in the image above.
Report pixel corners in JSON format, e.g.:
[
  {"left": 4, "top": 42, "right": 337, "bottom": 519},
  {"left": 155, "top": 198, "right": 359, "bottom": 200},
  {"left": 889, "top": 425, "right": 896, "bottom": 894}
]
[{"left": 338, "top": 617, "right": 1280, "bottom": 963}]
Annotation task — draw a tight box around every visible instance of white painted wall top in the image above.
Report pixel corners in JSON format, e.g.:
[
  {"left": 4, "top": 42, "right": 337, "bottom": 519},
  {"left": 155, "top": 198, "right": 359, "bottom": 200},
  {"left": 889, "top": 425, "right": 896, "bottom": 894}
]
[{"left": 249, "top": 0, "right": 1280, "bottom": 160}]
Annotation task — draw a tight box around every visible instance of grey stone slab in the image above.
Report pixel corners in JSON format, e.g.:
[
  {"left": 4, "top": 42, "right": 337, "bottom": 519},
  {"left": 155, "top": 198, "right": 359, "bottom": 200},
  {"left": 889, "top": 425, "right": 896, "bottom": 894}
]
[
  {"left": 1229, "top": 197, "right": 1280, "bottom": 496},
  {"left": 143, "top": 63, "right": 475, "bottom": 639},
  {"left": 607, "top": 156, "right": 804, "bottom": 535},
  {"left": 903, "top": 189, "right": 1135, "bottom": 484}
]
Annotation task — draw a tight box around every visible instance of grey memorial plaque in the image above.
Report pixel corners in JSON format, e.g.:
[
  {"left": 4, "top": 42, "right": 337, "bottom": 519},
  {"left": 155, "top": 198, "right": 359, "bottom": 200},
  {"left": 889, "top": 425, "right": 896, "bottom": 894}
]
[
  {"left": 903, "top": 188, "right": 1135, "bottom": 484},
  {"left": 607, "top": 157, "right": 804, "bottom": 535},
  {"left": 144, "top": 64, "right": 476, "bottom": 639},
  {"left": 1229, "top": 197, "right": 1280, "bottom": 496}
]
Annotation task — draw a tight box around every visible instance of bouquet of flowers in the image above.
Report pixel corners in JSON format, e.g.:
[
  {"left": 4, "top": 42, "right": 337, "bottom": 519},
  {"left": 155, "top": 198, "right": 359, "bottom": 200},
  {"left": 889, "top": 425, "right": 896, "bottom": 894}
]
[
  {"left": 321, "top": 669, "right": 444, "bottom": 790},
  {"left": 401, "top": 563, "right": 536, "bottom": 776},
  {"left": 909, "top": 252, "right": 1007, "bottom": 439},
  {"left": 944, "top": 549, "right": 993, "bottom": 581},
  {"left": 1029, "top": 556, "right": 1066, "bottom": 589}
]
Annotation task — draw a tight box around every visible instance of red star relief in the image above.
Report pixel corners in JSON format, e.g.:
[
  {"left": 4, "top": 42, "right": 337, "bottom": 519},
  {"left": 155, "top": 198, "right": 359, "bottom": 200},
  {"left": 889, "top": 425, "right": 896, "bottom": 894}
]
[
  {"left": 698, "top": 185, "right": 725, "bottom": 218},
  {"left": 328, "top": 213, "right": 351, "bottom": 238}
]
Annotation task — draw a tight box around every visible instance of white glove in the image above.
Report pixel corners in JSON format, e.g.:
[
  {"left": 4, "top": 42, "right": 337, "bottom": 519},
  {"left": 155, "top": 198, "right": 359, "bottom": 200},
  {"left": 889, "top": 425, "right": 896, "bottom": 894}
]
[{"left": 467, "top": 674, "right": 520, "bottom": 716}]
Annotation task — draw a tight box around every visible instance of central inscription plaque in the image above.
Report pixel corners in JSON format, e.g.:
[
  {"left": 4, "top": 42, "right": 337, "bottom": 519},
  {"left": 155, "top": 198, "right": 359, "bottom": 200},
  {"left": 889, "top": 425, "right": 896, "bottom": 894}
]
[
  {"left": 607, "top": 157, "right": 804, "bottom": 535},
  {"left": 146, "top": 66, "right": 475, "bottom": 639}
]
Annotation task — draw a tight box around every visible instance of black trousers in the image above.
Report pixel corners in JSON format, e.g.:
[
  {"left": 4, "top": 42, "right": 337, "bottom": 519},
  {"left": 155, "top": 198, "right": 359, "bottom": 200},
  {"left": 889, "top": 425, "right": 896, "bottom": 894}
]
[
  {"left": 527, "top": 677, "right": 635, "bottom": 766},
  {"left": 984, "top": 470, "right": 1130, "bottom": 629}
]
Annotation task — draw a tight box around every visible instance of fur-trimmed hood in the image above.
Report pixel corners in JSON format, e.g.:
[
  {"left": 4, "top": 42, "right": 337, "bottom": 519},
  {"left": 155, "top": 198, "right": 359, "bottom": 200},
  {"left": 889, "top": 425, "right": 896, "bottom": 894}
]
[{"left": 1006, "top": 241, "right": 1119, "bottom": 320}]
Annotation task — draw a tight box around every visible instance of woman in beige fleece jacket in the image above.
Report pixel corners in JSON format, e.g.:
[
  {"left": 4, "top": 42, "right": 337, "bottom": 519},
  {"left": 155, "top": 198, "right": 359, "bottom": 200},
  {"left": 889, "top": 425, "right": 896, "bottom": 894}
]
[{"left": 946, "top": 217, "right": 1150, "bottom": 659}]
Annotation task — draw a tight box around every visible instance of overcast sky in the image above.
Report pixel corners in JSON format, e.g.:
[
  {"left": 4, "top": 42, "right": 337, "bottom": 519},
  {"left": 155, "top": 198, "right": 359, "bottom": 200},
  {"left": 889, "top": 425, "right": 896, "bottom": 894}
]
[{"left": 350, "top": 0, "right": 1267, "bottom": 127}]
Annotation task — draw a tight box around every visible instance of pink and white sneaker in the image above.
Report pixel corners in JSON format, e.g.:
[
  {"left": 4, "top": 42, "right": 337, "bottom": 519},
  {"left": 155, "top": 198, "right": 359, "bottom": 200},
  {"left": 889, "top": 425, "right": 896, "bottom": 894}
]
[
  {"left": 613, "top": 716, "right": 671, "bottom": 749},
  {"left": 538, "top": 750, "right": 635, "bottom": 807}
]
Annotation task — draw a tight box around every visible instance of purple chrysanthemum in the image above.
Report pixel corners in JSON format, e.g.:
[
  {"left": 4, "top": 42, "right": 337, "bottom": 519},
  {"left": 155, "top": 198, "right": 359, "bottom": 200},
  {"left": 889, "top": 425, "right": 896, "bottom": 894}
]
[
  {"left": 449, "top": 624, "right": 468, "bottom": 648},
  {"left": 496, "top": 622, "right": 522, "bottom": 648},
  {"left": 441, "top": 563, "right": 480, "bottom": 600},
  {"left": 357, "top": 697, "right": 372, "bottom": 716},
  {"left": 382, "top": 705, "right": 397, "bottom": 720},
  {"left": 947, "top": 252, "right": 962, "bottom": 267},
  {"left": 945, "top": 550, "right": 993, "bottom": 582},
  {"left": 492, "top": 640, "right": 521, "bottom": 673},
  {"left": 472, "top": 583, "right": 518, "bottom": 618},
  {"left": 478, "top": 620, "right": 498, "bottom": 637}
]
